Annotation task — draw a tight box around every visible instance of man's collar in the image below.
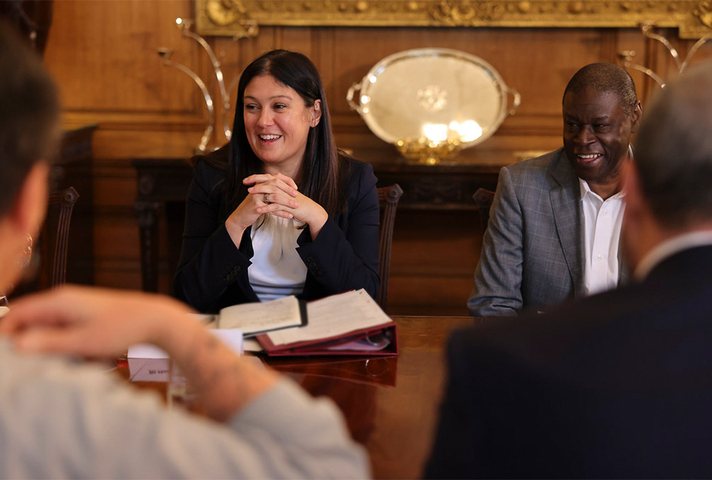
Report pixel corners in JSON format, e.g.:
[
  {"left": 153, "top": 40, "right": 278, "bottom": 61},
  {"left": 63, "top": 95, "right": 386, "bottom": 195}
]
[
  {"left": 634, "top": 230, "right": 712, "bottom": 280},
  {"left": 579, "top": 177, "right": 626, "bottom": 202}
]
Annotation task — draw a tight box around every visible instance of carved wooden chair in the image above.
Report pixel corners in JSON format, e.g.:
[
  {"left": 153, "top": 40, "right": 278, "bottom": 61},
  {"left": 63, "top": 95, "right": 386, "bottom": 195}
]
[
  {"left": 45, "top": 187, "right": 80, "bottom": 287},
  {"left": 377, "top": 184, "right": 404, "bottom": 311},
  {"left": 473, "top": 187, "right": 495, "bottom": 232}
]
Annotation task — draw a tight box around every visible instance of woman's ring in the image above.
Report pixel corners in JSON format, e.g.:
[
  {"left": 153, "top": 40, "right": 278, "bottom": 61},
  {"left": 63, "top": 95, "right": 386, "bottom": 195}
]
[{"left": 263, "top": 193, "right": 271, "bottom": 204}]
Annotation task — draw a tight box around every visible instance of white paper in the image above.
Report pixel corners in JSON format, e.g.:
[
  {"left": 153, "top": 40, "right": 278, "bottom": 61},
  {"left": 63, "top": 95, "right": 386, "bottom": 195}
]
[
  {"left": 211, "top": 329, "right": 245, "bottom": 355},
  {"left": 243, "top": 338, "right": 264, "bottom": 352},
  {"left": 128, "top": 343, "right": 169, "bottom": 359},
  {"left": 128, "top": 329, "right": 243, "bottom": 359},
  {"left": 265, "top": 289, "right": 391, "bottom": 346},
  {"left": 128, "top": 357, "right": 170, "bottom": 381},
  {"left": 218, "top": 295, "right": 302, "bottom": 335}
]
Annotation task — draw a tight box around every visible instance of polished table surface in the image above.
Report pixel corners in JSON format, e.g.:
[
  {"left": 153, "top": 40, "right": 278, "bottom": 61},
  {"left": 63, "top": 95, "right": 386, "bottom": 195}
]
[{"left": 118, "top": 315, "right": 477, "bottom": 479}]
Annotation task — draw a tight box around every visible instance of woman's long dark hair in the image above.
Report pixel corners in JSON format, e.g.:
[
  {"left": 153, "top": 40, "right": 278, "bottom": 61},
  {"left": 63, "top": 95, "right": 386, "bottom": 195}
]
[{"left": 223, "top": 49, "right": 347, "bottom": 218}]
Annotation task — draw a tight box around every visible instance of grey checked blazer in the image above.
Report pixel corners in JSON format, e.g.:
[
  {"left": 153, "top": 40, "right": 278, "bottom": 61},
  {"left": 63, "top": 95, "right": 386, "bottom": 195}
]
[{"left": 468, "top": 148, "right": 628, "bottom": 317}]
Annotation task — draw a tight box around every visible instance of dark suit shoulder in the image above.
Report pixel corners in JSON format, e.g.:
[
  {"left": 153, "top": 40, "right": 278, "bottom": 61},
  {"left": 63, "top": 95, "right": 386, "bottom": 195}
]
[
  {"left": 439, "top": 250, "right": 712, "bottom": 478},
  {"left": 343, "top": 156, "right": 376, "bottom": 181},
  {"left": 341, "top": 156, "right": 377, "bottom": 201},
  {"left": 191, "top": 154, "right": 228, "bottom": 199},
  {"left": 448, "top": 317, "right": 533, "bottom": 364},
  {"left": 450, "top": 300, "right": 602, "bottom": 371}
]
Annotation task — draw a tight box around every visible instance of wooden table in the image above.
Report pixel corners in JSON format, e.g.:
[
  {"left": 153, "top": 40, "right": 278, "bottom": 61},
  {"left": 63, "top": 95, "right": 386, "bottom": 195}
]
[{"left": 119, "top": 315, "right": 476, "bottom": 479}]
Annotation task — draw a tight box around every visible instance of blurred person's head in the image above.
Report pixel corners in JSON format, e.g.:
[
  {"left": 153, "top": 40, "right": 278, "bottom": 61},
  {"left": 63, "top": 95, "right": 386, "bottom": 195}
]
[
  {"left": 622, "top": 60, "right": 712, "bottom": 270},
  {"left": 0, "top": 20, "right": 59, "bottom": 292},
  {"left": 562, "top": 63, "right": 642, "bottom": 198}
]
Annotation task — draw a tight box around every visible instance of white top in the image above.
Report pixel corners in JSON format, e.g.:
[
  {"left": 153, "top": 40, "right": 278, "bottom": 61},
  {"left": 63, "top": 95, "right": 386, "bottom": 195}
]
[
  {"left": 249, "top": 215, "right": 308, "bottom": 301},
  {"left": 580, "top": 178, "right": 626, "bottom": 296},
  {"left": 635, "top": 230, "right": 712, "bottom": 280}
]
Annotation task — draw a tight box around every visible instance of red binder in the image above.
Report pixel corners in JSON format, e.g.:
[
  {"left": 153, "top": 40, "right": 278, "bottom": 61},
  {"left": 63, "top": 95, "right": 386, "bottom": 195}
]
[
  {"left": 250, "top": 289, "right": 399, "bottom": 357},
  {"left": 256, "top": 321, "right": 398, "bottom": 357}
]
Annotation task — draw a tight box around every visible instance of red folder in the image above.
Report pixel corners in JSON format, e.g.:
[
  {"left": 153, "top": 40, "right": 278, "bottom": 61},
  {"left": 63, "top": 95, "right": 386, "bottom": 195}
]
[{"left": 256, "top": 321, "right": 398, "bottom": 357}]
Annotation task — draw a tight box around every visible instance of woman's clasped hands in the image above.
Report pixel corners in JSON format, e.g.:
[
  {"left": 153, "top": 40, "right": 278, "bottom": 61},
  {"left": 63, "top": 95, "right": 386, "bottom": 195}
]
[{"left": 225, "top": 172, "right": 328, "bottom": 246}]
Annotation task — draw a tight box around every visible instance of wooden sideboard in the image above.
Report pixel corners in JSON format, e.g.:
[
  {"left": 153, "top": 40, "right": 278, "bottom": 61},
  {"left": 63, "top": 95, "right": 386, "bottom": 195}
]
[{"left": 372, "top": 159, "right": 500, "bottom": 210}]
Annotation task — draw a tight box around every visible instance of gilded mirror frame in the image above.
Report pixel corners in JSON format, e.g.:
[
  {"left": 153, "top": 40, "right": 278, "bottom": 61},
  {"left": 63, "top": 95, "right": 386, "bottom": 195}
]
[{"left": 196, "top": 1, "right": 712, "bottom": 39}]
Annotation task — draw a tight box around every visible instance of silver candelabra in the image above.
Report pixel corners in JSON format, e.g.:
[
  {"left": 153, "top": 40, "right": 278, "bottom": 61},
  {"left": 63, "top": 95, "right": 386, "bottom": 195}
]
[
  {"left": 619, "top": 23, "right": 712, "bottom": 88},
  {"left": 158, "top": 18, "right": 256, "bottom": 153}
]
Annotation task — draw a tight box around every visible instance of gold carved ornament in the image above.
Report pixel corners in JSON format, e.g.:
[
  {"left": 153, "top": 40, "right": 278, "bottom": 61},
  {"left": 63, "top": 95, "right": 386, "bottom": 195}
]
[{"left": 197, "top": 1, "right": 712, "bottom": 39}]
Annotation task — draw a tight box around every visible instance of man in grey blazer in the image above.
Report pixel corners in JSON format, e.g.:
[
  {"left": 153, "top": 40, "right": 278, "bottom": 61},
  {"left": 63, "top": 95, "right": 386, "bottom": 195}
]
[{"left": 468, "top": 63, "right": 642, "bottom": 317}]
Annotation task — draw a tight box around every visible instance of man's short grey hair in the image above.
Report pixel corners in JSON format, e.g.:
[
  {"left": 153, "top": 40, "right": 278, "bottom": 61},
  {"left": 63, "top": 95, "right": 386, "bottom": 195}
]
[
  {"left": 563, "top": 63, "right": 639, "bottom": 116},
  {"left": 634, "top": 60, "right": 712, "bottom": 229}
]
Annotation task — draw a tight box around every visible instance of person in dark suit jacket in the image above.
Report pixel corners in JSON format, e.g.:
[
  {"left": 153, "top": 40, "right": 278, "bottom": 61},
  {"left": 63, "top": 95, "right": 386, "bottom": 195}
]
[
  {"left": 427, "top": 60, "right": 712, "bottom": 478},
  {"left": 174, "top": 50, "right": 379, "bottom": 313},
  {"left": 469, "top": 63, "right": 641, "bottom": 317}
]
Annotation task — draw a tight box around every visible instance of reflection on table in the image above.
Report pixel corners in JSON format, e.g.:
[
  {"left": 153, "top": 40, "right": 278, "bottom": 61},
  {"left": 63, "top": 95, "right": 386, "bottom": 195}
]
[{"left": 117, "top": 315, "right": 477, "bottom": 479}]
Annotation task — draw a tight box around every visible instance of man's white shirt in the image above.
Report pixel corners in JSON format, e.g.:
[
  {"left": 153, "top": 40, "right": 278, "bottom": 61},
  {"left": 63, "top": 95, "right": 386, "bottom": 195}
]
[{"left": 580, "top": 178, "right": 626, "bottom": 296}]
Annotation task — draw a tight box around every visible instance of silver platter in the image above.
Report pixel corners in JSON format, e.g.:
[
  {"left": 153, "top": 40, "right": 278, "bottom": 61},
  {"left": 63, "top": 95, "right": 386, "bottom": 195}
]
[{"left": 348, "top": 48, "right": 520, "bottom": 148}]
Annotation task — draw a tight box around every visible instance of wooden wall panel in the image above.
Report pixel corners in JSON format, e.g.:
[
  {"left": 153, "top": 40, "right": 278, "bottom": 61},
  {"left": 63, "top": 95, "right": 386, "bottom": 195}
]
[
  {"left": 45, "top": 1, "right": 201, "bottom": 115},
  {"left": 41, "top": 0, "right": 712, "bottom": 314},
  {"left": 330, "top": 27, "right": 610, "bottom": 118},
  {"left": 389, "top": 210, "right": 483, "bottom": 315}
]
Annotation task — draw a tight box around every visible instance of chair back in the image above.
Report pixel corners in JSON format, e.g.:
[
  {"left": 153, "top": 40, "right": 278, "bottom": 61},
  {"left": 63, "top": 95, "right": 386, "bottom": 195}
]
[
  {"left": 46, "top": 187, "right": 80, "bottom": 287},
  {"left": 377, "top": 184, "right": 403, "bottom": 311},
  {"left": 473, "top": 188, "right": 495, "bottom": 232}
]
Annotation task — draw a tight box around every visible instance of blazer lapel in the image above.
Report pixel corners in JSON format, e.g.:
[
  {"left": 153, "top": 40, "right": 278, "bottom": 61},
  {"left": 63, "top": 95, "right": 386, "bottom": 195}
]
[{"left": 548, "top": 151, "right": 585, "bottom": 297}]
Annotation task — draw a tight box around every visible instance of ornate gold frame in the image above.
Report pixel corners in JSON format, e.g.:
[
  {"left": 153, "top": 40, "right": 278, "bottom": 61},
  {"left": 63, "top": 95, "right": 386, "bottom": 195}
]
[{"left": 196, "top": 1, "right": 712, "bottom": 39}]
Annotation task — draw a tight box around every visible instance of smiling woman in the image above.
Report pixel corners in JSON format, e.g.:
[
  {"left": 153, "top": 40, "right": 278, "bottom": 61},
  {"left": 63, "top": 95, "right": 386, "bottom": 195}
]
[
  {"left": 173, "top": 50, "right": 380, "bottom": 313},
  {"left": 242, "top": 75, "right": 319, "bottom": 179}
]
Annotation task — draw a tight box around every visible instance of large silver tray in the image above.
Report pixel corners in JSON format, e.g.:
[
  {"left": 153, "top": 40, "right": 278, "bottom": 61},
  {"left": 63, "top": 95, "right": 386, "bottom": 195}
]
[{"left": 347, "top": 48, "right": 520, "bottom": 152}]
